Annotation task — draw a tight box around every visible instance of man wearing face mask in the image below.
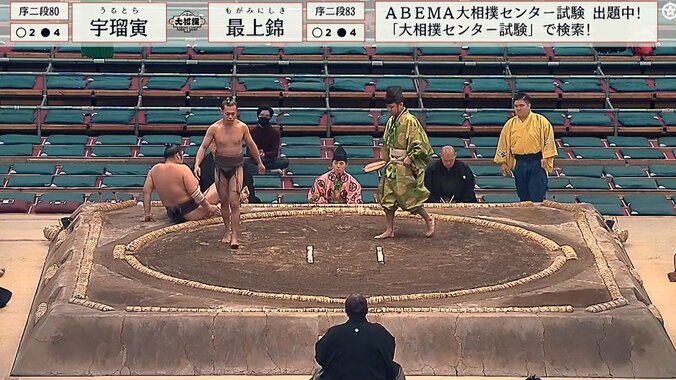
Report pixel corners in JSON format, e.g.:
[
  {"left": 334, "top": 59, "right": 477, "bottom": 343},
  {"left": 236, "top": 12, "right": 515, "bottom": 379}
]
[{"left": 245, "top": 105, "right": 289, "bottom": 173}]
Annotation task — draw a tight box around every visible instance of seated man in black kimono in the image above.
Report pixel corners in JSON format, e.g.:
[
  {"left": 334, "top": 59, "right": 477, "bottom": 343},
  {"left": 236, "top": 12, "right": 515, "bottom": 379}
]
[
  {"left": 313, "top": 294, "right": 405, "bottom": 380},
  {"left": 424, "top": 146, "right": 477, "bottom": 203}
]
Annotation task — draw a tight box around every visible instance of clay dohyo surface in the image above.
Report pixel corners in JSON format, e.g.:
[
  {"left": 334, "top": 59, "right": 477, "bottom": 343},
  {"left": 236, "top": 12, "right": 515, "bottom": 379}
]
[{"left": 11, "top": 202, "right": 676, "bottom": 377}]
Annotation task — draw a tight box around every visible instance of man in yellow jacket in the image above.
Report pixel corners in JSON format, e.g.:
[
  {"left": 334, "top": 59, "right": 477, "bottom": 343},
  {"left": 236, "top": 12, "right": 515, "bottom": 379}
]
[{"left": 494, "top": 92, "right": 557, "bottom": 202}]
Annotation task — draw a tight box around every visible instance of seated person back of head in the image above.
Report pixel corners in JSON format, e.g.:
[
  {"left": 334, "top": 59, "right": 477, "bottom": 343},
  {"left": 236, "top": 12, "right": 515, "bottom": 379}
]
[
  {"left": 424, "top": 146, "right": 476, "bottom": 203},
  {"left": 308, "top": 146, "right": 363, "bottom": 204},
  {"left": 143, "top": 145, "right": 219, "bottom": 223},
  {"left": 314, "top": 294, "right": 404, "bottom": 380}
]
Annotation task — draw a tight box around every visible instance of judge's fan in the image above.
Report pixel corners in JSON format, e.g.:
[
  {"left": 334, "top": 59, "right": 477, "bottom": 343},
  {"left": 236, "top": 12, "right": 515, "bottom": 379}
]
[{"left": 363, "top": 160, "right": 388, "bottom": 173}]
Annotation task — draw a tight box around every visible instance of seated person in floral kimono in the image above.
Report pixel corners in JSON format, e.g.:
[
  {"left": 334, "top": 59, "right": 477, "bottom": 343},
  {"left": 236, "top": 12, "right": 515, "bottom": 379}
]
[{"left": 308, "top": 146, "right": 363, "bottom": 204}]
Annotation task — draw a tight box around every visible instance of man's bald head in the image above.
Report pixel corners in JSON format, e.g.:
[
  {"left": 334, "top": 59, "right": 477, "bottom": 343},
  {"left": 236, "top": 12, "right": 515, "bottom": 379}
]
[{"left": 440, "top": 146, "right": 457, "bottom": 169}]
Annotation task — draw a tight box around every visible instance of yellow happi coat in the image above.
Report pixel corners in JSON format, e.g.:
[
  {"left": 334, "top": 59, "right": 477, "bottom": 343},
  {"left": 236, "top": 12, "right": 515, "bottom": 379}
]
[{"left": 494, "top": 111, "right": 558, "bottom": 174}]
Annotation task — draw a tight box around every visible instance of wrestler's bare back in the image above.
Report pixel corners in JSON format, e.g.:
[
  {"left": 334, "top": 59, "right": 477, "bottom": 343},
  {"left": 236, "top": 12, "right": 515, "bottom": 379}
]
[
  {"left": 148, "top": 163, "right": 194, "bottom": 208},
  {"left": 207, "top": 119, "right": 246, "bottom": 157}
]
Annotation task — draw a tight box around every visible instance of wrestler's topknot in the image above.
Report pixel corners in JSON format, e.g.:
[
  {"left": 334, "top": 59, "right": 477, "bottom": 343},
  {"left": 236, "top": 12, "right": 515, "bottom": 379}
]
[{"left": 221, "top": 97, "right": 237, "bottom": 109}]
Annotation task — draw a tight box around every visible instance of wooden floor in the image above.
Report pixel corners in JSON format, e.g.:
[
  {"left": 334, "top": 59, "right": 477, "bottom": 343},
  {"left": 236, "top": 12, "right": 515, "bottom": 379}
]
[{"left": 0, "top": 214, "right": 674, "bottom": 380}]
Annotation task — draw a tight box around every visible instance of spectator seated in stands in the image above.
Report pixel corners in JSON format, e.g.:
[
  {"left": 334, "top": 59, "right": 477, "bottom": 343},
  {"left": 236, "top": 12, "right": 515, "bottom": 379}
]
[
  {"left": 312, "top": 294, "right": 405, "bottom": 380},
  {"left": 424, "top": 146, "right": 476, "bottom": 203},
  {"left": 143, "top": 145, "right": 220, "bottom": 224},
  {"left": 308, "top": 146, "right": 363, "bottom": 204},
  {"left": 245, "top": 105, "right": 289, "bottom": 173}
]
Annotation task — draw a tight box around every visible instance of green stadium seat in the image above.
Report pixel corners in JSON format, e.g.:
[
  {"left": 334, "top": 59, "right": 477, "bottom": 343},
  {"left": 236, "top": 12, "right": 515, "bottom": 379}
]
[
  {"left": 514, "top": 78, "right": 556, "bottom": 92},
  {"left": 577, "top": 194, "right": 622, "bottom": 205},
  {"left": 7, "top": 175, "right": 53, "bottom": 187},
  {"left": 425, "top": 79, "right": 466, "bottom": 93},
  {"left": 254, "top": 176, "right": 281, "bottom": 188},
  {"left": 470, "top": 166, "right": 502, "bottom": 176},
  {"left": 41, "top": 145, "right": 84, "bottom": 157},
  {"left": 256, "top": 193, "right": 279, "bottom": 203},
  {"left": 331, "top": 112, "right": 373, "bottom": 125},
  {"left": 60, "top": 163, "right": 105, "bottom": 175},
  {"left": 239, "top": 77, "right": 283, "bottom": 91},
  {"left": 661, "top": 113, "right": 676, "bottom": 126},
  {"left": 375, "top": 78, "right": 415, "bottom": 91},
  {"left": 418, "top": 47, "right": 461, "bottom": 55},
  {"left": 652, "top": 46, "right": 676, "bottom": 55},
  {"left": 649, "top": 165, "right": 676, "bottom": 177},
  {"left": 536, "top": 111, "right": 566, "bottom": 126},
  {"left": 0, "top": 144, "right": 34, "bottom": 156},
  {"left": 613, "top": 178, "right": 658, "bottom": 189},
  {"left": 353, "top": 173, "right": 380, "bottom": 188},
  {"left": 606, "top": 136, "right": 651, "bottom": 147},
  {"left": 45, "top": 134, "right": 89, "bottom": 145},
  {"left": 280, "top": 193, "right": 307, "bottom": 204},
  {"left": 138, "top": 146, "right": 166, "bottom": 157},
  {"left": 284, "top": 46, "right": 322, "bottom": 55},
  {"left": 281, "top": 146, "right": 321, "bottom": 158},
  {"left": 428, "top": 137, "right": 465, "bottom": 148},
  {"left": 547, "top": 194, "right": 577, "bottom": 203},
  {"left": 35, "top": 192, "right": 86, "bottom": 214},
  {"left": 329, "top": 46, "right": 367, "bottom": 55},
  {"left": 95, "top": 135, "right": 138, "bottom": 145},
  {"left": 238, "top": 111, "right": 257, "bottom": 125},
  {"left": 425, "top": 111, "right": 466, "bottom": 125},
  {"left": 657, "top": 137, "right": 676, "bottom": 147},
  {"left": 281, "top": 136, "right": 321, "bottom": 146},
  {"left": 657, "top": 179, "right": 676, "bottom": 189},
  {"left": 10, "top": 163, "right": 55, "bottom": 175},
  {"left": 603, "top": 166, "right": 646, "bottom": 177},
  {"left": 620, "top": 148, "right": 665, "bottom": 159},
  {"left": 470, "top": 79, "right": 509, "bottom": 92},
  {"left": 0, "top": 74, "right": 37, "bottom": 89},
  {"left": 0, "top": 165, "right": 9, "bottom": 174},
  {"left": 44, "top": 110, "right": 86, "bottom": 124},
  {"left": 0, "top": 192, "right": 35, "bottom": 213},
  {"left": 589, "top": 203, "right": 625, "bottom": 216},
  {"left": 288, "top": 78, "right": 325, "bottom": 91},
  {"left": 653, "top": 78, "right": 676, "bottom": 91},
  {"left": 189, "top": 77, "right": 231, "bottom": 91},
  {"left": 568, "top": 178, "right": 609, "bottom": 189},
  {"left": 330, "top": 78, "right": 371, "bottom": 92},
  {"left": 474, "top": 148, "right": 496, "bottom": 158},
  {"left": 90, "top": 146, "right": 132, "bottom": 157},
  {"left": 47, "top": 75, "right": 86, "bottom": 89},
  {"left": 552, "top": 46, "right": 594, "bottom": 56},
  {"left": 280, "top": 111, "right": 324, "bottom": 126},
  {"left": 469, "top": 112, "right": 509, "bottom": 125},
  {"left": 560, "top": 166, "right": 604, "bottom": 177},
  {"left": 145, "top": 111, "right": 187, "bottom": 124},
  {"left": 560, "top": 137, "right": 603, "bottom": 147},
  {"left": 466, "top": 46, "right": 503, "bottom": 55},
  {"left": 609, "top": 79, "right": 652, "bottom": 92},
  {"left": 187, "top": 110, "right": 222, "bottom": 125},
  {"left": 624, "top": 195, "right": 675, "bottom": 216},
  {"left": 0, "top": 110, "right": 35, "bottom": 125},
  {"left": 375, "top": 46, "right": 413, "bottom": 55},
  {"left": 189, "top": 136, "right": 203, "bottom": 146},
  {"left": 114, "top": 46, "right": 143, "bottom": 53},
  {"left": 105, "top": 164, "right": 149, "bottom": 175},
  {"left": 292, "top": 176, "right": 315, "bottom": 188},
  {"left": 141, "top": 135, "right": 183, "bottom": 145},
  {"left": 0, "top": 134, "right": 39, "bottom": 144},
  {"left": 101, "top": 176, "right": 146, "bottom": 188},
  {"left": 507, "top": 46, "right": 546, "bottom": 56},
  {"left": 475, "top": 177, "right": 515, "bottom": 189},
  {"left": 88, "top": 76, "right": 132, "bottom": 90},
  {"left": 450, "top": 148, "right": 472, "bottom": 159},
  {"left": 182, "top": 146, "right": 198, "bottom": 157},
  {"left": 10, "top": 46, "right": 50, "bottom": 52},
  {"left": 559, "top": 79, "right": 601, "bottom": 92},
  {"left": 144, "top": 76, "right": 188, "bottom": 90},
  {"left": 572, "top": 148, "right": 618, "bottom": 159},
  {"left": 617, "top": 113, "right": 661, "bottom": 127},
  {"left": 91, "top": 110, "right": 135, "bottom": 124},
  {"left": 52, "top": 175, "right": 98, "bottom": 188},
  {"left": 242, "top": 46, "right": 279, "bottom": 55},
  {"left": 482, "top": 194, "right": 520, "bottom": 203},
  {"left": 334, "top": 135, "right": 374, "bottom": 146},
  {"left": 151, "top": 46, "right": 187, "bottom": 54},
  {"left": 568, "top": 113, "right": 612, "bottom": 126},
  {"left": 287, "top": 164, "right": 328, "bottom": 176},
  {"left": 548, "top": 178, "right": 571, "bottom": 189},
  {"left": 596, "top": 48, "right": 631, "bottom": 56}
]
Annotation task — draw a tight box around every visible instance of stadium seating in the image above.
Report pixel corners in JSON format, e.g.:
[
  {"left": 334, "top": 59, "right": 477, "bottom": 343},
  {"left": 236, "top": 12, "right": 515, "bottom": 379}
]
[{"left": 0, "top": 44, "right": 674, "bottom": 215}]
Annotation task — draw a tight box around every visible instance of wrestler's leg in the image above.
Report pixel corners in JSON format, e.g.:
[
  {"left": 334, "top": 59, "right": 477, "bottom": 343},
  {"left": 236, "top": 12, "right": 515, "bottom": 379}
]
[
  {"left": 417, "top": 207, "right": 435, "bottom": 237},
  {"left": 183, "top": 206, "right": 210, "bottom": 221},
  {"left": 375, "top": 209, "right": 396, "bottom": 239},
  {"left": 227, "top": 166, "right": 244, "bottom": 248},
  {"left": 204, "top": 183, "right": 220, "bottom": 205},
  {"left": 215, "top": 168, "right": 232, "bottom": 244}
]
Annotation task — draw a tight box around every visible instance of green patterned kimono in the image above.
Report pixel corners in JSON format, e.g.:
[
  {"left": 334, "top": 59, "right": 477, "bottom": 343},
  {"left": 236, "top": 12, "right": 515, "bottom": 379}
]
[{"left": 379, "top": 109, "right": 433, "bottom": 213}]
